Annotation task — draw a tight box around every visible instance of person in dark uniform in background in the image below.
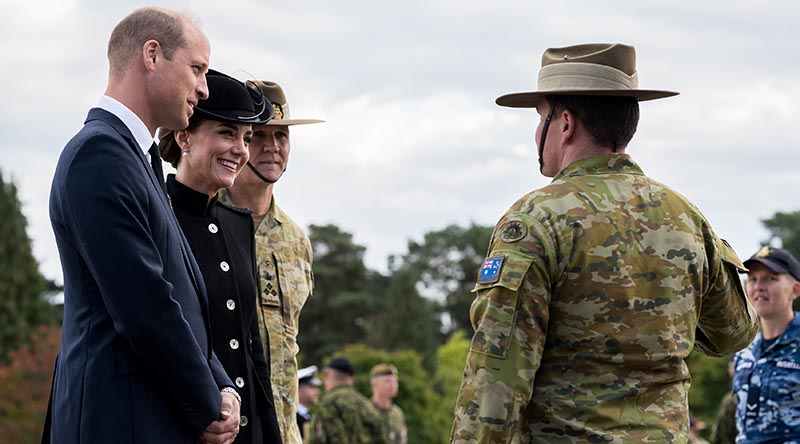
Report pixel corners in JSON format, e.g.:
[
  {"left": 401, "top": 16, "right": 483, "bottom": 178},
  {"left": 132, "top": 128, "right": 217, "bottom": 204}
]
[
  {"left": 159, "top": 69, "right": 281, "bottom": 444},
  {"left": 296, "top": 365, "right": 322, "bottom": 439},
  {"left": 733, "top": 246, "right": 800, "bottom": 444}
]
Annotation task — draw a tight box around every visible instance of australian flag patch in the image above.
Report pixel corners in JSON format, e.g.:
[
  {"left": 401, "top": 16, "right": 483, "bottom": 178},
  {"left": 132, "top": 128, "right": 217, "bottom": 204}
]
[{"left": 478, "top": 256, "right": 504, "bottom": 283}]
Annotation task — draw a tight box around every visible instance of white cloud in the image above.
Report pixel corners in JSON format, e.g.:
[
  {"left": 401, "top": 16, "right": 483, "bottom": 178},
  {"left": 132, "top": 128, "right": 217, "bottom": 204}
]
[{"left": 1, "top": 0, "right": 799, "bottom": 281}]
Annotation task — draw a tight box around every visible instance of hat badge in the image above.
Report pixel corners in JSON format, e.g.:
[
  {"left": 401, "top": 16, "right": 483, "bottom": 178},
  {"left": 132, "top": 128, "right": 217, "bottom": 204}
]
[
  {"left": 755, "top": 246, "right": 772, "bottom": 258},
  {"left": 272, "top": 103, "right": 284, "bottom": 120}
]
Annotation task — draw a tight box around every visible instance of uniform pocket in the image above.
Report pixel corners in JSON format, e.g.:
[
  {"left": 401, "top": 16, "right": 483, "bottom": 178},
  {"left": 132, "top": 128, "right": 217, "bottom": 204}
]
[{"left": 469, "top": 253, "right": 533, "bottom": 359}]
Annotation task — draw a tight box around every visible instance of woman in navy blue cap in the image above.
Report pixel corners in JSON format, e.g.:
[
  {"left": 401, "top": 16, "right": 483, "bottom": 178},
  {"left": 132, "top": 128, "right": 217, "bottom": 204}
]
[
  {"left": 158, "top": 70, "right": 281, "bottom": 444},
  {"left": 732, "top": 246, "right": 800, "bottom": 444}
]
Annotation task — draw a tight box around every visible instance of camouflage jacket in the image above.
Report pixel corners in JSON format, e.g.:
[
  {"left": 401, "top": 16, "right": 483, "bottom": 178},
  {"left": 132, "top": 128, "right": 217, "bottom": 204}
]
[
  {"left": 733, "top": 313, "right": 800, "bottom": 444},
  {"left": 375, "top": 403, "right": 407, "bottom": 444},
  {"left": 310, "top": 385, "right": 388, "bottom": 444},
  {"left": 451, "top": 154, "right": 758, "bottom": 444},
  {"left": 220, "top": 191, "right": 314, "bottom": 444}
]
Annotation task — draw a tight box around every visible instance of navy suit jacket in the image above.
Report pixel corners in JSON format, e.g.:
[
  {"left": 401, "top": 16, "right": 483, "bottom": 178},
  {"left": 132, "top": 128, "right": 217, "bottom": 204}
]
[{"left": 46, "top": 108, "right": 233, "bottom": 443}]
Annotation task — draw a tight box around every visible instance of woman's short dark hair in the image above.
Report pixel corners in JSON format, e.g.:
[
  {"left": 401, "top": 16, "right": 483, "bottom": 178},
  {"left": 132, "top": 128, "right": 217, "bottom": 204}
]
[{"left": 548, "top": 94, "right": 640, "bottom": 151}]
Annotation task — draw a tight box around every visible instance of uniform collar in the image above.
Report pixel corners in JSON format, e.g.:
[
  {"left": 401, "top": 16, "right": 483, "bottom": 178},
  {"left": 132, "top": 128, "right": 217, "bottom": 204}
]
[
  {"left": 552, "top": 153, "right": 643, "bottom": 182},
  {"left": 267, "top": 198, "right": 288, "bottom": 225},
  {"left": 777, "top": 313, "right": 800, "bottom": 344},
  {"left": 167, "top": 174, "right": 217, "bottom": 217},
  {"left": 750, "top": 313, "right": 800, "bottom": 355}
]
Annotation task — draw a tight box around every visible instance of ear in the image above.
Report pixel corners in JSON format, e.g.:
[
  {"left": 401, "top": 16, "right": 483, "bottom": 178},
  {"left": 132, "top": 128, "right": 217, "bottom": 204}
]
[
  {"left": 142, "top": 40, "right": 160, "bottom": 73},
  {"left": 559, "top": 108, "right": 576, "bottom": 144},
  {"left": 174, "top": 129, "right": 191, "bottom": 149}
]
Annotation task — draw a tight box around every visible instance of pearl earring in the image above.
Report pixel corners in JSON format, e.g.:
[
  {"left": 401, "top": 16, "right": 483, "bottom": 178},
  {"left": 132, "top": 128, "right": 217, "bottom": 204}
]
[{"left": 182, "top": 149, "right": 189, "bottom": 157}]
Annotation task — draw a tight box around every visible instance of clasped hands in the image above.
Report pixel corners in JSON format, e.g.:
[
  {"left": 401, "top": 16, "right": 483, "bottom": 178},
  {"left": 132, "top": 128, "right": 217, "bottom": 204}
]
[{"left": 199, "top": 391, "right": 240, "bottom": 444}]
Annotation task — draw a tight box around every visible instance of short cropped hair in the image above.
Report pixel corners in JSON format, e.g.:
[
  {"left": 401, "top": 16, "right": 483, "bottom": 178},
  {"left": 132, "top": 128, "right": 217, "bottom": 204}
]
[
  {"left": 548, "top": 94, "right": 640, "bottom": 151},
  {"left": 107, "top": 7, "right": 189, "bottom": 78}
]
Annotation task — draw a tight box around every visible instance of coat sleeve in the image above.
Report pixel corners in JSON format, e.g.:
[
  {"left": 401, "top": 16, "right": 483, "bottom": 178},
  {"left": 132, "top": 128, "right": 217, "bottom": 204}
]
[
  {"left": 58, "top": 133, "right": 222, "bottom": 434},
  {"left": 451, "top": 214, "right": 554, "bottom": 444},
  {"left": 695, "top": 237, "right": 758, "bottom": 357}
]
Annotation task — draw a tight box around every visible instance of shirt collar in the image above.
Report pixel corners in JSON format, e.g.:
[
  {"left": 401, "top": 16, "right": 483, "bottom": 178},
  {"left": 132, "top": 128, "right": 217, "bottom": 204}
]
[
  {"left": 552, "top": 153, "right": 644, "bottom": 182},
  {"left": 97, "top": 95, "right": 156, "bottom": 157}
]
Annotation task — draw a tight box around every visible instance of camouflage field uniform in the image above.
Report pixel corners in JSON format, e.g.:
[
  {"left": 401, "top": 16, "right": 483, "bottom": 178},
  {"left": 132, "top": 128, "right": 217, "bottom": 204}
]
[
  {"left": 374, "top": 403, "right": 407, "bottom": 444},
  {"left": 709, "top": 392, "right": 737, "bottom": 444},
  {"left": 451, "top": 154, "right": 758, "bottom": 444},
  {"left": 733, "top": 313, "right": 800, "bottom": 444},
  {"left": 220, "top": 190, "right": 314, "bottom": 444},
  {"left": 310, "top": 385, "right": 388, "bottom": 444}
]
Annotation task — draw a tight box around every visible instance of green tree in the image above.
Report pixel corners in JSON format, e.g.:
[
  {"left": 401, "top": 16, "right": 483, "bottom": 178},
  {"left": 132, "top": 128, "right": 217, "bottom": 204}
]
[
  {"left": 299, "top": 224, "right": 383, "bottom": 365},
  {"left": 396, "top": 223, "right": 494, "bottom": 335},
  {"left": 330, "top": 344, "right": 451, "bottom": 444},
  {"left": 433, "top": 330, "right": 470, "bottom": 442},
  {"left": 374, "top": 266, "right": 440, "bottom": 371},
  {"left": 762, "top": 210, "right": 800, "bottom": 258},
  {"left": 0, "top": 173, "right": 57, "bottom": 363}
]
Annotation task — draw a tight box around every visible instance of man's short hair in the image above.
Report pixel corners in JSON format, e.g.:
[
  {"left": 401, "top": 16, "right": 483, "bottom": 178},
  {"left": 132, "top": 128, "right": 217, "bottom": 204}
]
[
  {"left": 548, "top": 94, "right": 640, "bottom": 151},
  {"left": 107, "top": 7, "right": 189, "bottom": 77}
]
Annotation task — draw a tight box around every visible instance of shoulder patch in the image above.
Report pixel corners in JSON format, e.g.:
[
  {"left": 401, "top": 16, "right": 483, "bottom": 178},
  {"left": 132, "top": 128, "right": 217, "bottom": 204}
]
[
  {"left": 499, "top": 219, "right": 527, "bottom": 243},
  {"left": 478, "top": 256, "right": 504, "bottom": 283}
]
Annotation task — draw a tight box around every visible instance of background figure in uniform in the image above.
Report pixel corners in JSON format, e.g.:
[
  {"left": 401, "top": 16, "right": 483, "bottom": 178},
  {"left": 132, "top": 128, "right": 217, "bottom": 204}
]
[
  {"left": 158, "top": 69, "right": 282, "bottom": 444},
  {"left": 733, "top": 246, "right": 800, "bottom": 444},
  {"left": 297, "top": 365, "right": 322, "bottom": 439},
  {"left": 689, "top": 417, "right": 710, "bottom": 444},
  {"left": 369, "top": 364, "right": 407, "bottom": 444},
  {"left": 709, "top": 359, "right": 738, "bottom": 444},
  {"left": 450, "top": 43, "right": 759, "bottom": 444},
  {"left": 219, "top": 80, "right": 322, "bottom": 444},
  {"left": 309, "top": 357, "right": 387, "bottom": 444},
  {"left": 45, "top": 7, "right": 242, "bottom": 444}
]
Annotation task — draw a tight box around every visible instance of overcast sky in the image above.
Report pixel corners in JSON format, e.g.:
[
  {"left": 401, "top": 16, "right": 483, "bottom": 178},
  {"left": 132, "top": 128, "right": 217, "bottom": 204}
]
[{"left": 1, "top": 0, "right": 798, "bottom": 284}]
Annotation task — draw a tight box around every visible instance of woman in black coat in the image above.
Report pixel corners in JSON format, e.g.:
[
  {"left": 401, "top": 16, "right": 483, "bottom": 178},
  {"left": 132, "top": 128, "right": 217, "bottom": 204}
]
[{"left": 158, "top": 70, "right": 281, "bottom": 444}]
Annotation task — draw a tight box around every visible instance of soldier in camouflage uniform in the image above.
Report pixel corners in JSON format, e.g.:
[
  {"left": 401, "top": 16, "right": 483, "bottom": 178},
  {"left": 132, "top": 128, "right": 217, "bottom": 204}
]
[
  {"left": 370, "top": 364, "right": 408, "bottom": 444},
  {"left": 733, "top": 247, "right": 800, "bottom": 444},
  {"left": 310, "top": 357, "right": 388, "bottom": 444},
  {"left": 221, "top": 80, "right": 323, "bottom": 444},
  {"left": 451, "top": 43, "right": 759, "bottom": 444}
]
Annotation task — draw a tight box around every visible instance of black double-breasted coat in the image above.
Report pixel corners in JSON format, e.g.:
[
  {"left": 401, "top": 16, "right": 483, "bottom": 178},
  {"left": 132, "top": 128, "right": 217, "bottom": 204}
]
[{"left": 167, "top": 175, "right": 282, "bottom": 444}]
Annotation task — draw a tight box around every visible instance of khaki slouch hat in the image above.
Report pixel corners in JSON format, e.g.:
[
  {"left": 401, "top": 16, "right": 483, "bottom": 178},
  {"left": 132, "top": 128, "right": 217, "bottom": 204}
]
[{"left": 496, "top": 43, "right": 678, "bottom": 107}]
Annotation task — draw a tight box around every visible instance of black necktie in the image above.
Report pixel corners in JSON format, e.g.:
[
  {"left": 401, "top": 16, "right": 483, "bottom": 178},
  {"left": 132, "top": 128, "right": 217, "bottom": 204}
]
[{"left": 148, "top": 142, "right": 168, "bottom": 197}]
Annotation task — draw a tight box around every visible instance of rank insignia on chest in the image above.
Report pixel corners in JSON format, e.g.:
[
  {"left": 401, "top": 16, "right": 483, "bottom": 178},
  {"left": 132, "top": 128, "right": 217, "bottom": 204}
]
[{"left": 478, "top": 256, "right": 504, "bottom": 283}]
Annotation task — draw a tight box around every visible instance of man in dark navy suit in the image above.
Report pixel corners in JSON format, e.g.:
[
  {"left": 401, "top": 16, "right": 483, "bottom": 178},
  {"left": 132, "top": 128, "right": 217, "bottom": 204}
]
[{"left": 46, "top": 7, "right": 243, "bottom": 444}]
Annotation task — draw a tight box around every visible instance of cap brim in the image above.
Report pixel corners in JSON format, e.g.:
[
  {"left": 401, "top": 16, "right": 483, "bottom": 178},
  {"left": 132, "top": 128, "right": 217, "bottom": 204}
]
[
  {"left": 495, "top": 89, "right": 679, "bottom": 108},
  {"left": 743, "top": 257, "right": 790, "bottom": 275},
  {"left": 267, "top": 119, "right": 325, "bottom": 126}
]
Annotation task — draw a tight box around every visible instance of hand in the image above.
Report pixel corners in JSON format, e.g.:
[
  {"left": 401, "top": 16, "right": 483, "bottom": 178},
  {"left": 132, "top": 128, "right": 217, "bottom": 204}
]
[{"left": 199, "top": 392, "right": 240, "bottom": 444}]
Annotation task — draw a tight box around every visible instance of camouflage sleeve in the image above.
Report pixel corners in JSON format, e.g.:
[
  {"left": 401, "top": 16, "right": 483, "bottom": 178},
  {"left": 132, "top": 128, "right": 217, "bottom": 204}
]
[
  {"left": 451, "top": 214, "right": 555, "bottom": 444},
  {"left": 695, "top": 238, "right": 758, "bottom": 357}
]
